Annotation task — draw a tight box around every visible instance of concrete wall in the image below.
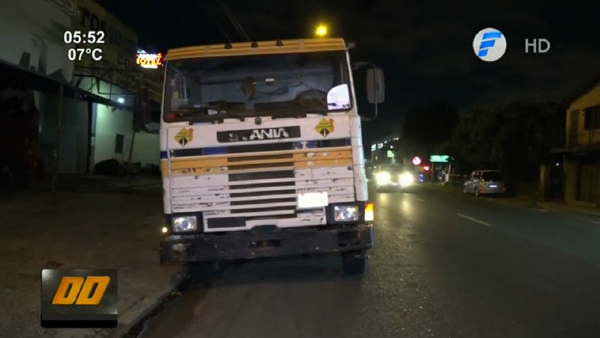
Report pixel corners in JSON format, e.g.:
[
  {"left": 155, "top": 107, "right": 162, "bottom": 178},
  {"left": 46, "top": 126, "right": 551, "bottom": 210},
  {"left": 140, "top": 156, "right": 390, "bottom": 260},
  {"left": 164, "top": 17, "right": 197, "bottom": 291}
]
[
  {"left": 93, "top": 103, "right": 159, "bottom": 167},
  {"left": 73, "top": 70, "right": 159, "bottom": 168}
]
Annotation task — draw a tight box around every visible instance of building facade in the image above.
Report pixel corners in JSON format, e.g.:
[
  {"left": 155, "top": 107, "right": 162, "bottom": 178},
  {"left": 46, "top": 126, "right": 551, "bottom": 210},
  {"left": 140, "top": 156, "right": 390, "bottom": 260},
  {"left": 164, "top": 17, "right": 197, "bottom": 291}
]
[
  {"left": 0, "top": 0, "right": 162, "bottom": 185},
  {"left": 553, "top": 74, "right": 600, "bottom": 207},
  {"left": 369, "top": 132, "right": 400, "bottom": 165}
]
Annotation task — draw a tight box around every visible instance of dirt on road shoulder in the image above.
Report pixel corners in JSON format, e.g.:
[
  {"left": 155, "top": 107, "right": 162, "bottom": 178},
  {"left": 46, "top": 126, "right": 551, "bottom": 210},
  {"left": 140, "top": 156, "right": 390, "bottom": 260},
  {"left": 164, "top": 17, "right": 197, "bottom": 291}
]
[{"left": 0, "top": 189, "right": 183, "bottom": 338}]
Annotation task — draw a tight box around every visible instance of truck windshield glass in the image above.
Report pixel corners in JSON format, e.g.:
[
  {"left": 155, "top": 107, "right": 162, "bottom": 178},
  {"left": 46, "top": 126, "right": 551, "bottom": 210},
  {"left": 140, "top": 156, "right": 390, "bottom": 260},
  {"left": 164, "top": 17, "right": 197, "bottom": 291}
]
[{"left": 163, "top": 51, "right": 352, "bottom": 122}]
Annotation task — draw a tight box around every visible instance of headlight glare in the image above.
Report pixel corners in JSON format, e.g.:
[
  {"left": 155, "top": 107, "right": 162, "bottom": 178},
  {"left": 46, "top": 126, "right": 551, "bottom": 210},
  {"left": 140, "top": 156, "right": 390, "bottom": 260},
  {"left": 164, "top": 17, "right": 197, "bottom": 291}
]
[
  {"left": 376, "top": 172, "right": 391, "bottom": 184},
  {"left": 399, "top": 173, "right": 414, "bottom": 186},
  {"left": 333, "top": 205, "right": 359, "bottom": 222},
  {"left": 172, "top": 216, "right": 198, "bottom": 232}
]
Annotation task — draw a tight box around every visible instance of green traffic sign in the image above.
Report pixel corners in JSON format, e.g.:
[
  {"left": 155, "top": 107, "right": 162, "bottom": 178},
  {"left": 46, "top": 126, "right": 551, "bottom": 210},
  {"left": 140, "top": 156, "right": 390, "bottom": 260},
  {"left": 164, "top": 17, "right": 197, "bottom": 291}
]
[{"left": 430, "top": 155, "right": 450, "bottom": 162}]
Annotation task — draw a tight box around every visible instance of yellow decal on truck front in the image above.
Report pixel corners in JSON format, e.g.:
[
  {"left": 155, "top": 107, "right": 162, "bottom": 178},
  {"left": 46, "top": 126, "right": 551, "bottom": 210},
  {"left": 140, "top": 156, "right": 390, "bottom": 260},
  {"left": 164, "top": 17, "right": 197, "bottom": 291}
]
[
  {"left": 315, "top": 118, "right": 334, "bottom": 137},
  {"left": 174, "top": 127, "right": 194, "bottom": 146}
]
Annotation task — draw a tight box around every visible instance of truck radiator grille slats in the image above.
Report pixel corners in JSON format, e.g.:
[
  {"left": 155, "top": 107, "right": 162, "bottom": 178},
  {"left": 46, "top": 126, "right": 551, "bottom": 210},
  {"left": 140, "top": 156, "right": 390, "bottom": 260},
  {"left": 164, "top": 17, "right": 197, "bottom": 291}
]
[
  {"left": 230, "top": 189, "right": 296, "bottom": 198},
  {"left": 229, "top": 170, "right": 295, "bottom": 181},
  {"left": 229, "top": 181, "right": 294, "bottom": 190},
  {"left": 165, "top": 140, "right": 356, "bottom": 231}
]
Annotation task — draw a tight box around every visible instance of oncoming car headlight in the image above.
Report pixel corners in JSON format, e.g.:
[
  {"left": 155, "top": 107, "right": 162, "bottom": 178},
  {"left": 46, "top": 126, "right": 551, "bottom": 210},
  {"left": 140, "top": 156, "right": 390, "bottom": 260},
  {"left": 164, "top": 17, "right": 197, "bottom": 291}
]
[
  {"left": 399, "top": 173, "right": 414, "bottom": 186},
  {"left": 172, "top": 216, "right": 197, "bottom": 232},
  {"left": 333, "top": 205, "right": 359, "bottom": 222},
  {"left": 376, "top": 172, "right": 391, "bottom": 184}
]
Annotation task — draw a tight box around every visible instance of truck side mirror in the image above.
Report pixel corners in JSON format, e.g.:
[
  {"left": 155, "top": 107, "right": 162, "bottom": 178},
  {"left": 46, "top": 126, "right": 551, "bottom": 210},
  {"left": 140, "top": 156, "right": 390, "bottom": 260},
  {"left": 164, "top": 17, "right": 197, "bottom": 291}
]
[{"left": 366, "top": 68, "right": 385, "bottom": 104}]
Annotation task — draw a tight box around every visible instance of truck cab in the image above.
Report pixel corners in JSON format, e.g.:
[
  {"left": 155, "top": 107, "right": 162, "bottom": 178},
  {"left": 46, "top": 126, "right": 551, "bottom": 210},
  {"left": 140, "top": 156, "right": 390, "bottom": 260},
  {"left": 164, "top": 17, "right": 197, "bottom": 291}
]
[{"left": 158, "top": 38, "right": 384, "bottom": 275}]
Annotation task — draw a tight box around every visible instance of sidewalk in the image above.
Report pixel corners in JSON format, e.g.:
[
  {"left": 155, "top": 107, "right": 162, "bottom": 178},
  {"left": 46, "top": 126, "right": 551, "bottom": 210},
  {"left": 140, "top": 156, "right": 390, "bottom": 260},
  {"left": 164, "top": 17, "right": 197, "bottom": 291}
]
[
  {"left": 0, "top": 187, "right": 184, "bottom": 338},
  {"left": 422, "top": 182, "right": 600, "bottom": 218}
]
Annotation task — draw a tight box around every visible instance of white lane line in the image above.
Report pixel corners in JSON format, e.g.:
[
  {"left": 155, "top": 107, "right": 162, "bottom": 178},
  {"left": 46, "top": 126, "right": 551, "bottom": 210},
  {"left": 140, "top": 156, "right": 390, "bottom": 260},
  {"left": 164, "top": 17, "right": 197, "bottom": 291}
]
[
  {"left": 457, "top": 213, "right": 492, "bottom": 227},
  {"left": 414, "top": 197, "right": 425, "bottom": 202}
]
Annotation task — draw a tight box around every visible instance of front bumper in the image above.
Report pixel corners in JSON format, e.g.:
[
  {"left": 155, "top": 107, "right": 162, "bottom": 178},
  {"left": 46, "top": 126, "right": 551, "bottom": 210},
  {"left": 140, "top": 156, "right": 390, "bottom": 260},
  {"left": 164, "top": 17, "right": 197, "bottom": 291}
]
[{"left": 160, "top": 224, "right": 373, "bottom": 263}]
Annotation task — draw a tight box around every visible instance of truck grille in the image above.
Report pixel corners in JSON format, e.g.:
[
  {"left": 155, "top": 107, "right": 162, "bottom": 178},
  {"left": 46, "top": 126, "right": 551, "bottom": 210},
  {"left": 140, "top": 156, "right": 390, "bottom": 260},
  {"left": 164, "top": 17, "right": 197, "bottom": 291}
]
[{"left": 164, "top": 139, "right": 356, "bottom": 231}]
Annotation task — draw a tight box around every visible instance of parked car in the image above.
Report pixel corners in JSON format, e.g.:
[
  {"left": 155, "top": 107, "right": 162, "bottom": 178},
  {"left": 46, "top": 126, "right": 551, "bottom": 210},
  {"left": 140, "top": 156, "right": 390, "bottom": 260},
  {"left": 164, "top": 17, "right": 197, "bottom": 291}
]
[{"left": 463, "top": 170, "right": 506, "bottom": 197}]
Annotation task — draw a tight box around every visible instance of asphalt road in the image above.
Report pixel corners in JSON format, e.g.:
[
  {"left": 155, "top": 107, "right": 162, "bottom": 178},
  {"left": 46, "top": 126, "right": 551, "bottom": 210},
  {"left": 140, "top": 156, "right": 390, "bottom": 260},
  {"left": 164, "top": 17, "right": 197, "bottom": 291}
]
[{"left": 138, "top": 185, "right": 600, "bottom": 338}]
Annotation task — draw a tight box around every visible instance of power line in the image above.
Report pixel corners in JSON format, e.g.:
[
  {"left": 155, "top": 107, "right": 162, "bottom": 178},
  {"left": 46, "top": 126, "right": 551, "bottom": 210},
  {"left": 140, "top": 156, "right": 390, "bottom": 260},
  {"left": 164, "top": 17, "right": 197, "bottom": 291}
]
[
  {"left": 211, "top": 18, "right": 232, "bottom": 42},
  {"left": 216, "top": 0, "right": 250, "bottom": 41}
]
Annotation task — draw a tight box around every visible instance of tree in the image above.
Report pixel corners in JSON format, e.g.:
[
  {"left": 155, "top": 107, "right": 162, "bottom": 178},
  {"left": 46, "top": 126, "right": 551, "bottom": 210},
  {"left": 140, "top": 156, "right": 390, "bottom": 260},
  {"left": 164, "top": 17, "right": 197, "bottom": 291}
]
[{"left": 444, "top": 102, "right": 563, "bottom": 180}]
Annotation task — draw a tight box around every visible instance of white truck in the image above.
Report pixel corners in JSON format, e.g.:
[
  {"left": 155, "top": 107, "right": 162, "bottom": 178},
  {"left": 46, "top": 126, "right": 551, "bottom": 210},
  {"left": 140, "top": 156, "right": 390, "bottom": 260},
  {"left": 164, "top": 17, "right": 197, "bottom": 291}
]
[{"left": 158, "top": 38, "right": 384, "bottom": 275}]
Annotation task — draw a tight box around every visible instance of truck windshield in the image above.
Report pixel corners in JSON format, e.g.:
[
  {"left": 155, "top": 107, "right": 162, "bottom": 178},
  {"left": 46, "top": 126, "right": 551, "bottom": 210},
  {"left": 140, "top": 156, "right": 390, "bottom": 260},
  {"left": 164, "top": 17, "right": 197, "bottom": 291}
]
[{"left": 163, "top": 51, "right": 352, "bottom": 122}]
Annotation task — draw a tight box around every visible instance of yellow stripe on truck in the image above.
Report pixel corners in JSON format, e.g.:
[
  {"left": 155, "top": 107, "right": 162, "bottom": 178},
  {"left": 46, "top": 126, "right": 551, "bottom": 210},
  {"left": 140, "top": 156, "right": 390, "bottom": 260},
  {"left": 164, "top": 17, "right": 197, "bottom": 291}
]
[{"left": 160, "top": 147, "right": 353, "bottom": 177}]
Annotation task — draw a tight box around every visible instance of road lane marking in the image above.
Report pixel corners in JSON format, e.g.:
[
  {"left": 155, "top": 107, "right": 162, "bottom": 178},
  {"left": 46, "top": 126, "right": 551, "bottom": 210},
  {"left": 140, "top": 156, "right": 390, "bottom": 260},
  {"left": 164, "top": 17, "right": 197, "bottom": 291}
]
[
  {"left": 457, "top": 213, "right": 492, "bottom": 227},
  {"left": 413, "top": 197, "right": 425, "bottom": 202}
]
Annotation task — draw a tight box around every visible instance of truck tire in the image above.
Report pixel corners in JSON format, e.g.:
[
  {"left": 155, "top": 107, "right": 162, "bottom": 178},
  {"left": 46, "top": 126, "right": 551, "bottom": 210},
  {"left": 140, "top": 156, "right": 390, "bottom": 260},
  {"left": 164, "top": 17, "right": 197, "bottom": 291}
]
[{"left": 341, "top": 250, "right": 367, "bottom": 275}]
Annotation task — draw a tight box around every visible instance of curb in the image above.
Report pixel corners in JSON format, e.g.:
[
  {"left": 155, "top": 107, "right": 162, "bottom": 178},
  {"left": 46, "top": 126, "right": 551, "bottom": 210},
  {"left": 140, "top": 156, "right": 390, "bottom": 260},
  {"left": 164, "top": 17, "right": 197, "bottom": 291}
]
[{"left": 104, "top": 266, "right": 189, "bottom": 338}]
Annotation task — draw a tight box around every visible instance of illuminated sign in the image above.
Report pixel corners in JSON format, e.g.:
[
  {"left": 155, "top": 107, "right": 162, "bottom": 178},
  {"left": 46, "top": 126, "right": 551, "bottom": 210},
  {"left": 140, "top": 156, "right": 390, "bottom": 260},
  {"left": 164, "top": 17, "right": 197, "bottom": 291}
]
[
  {"left": 136, "top": 53, "right": 163, "bottom": 69},
  {"left": 412, "top": 156, "right": 421, "bottom": 165},
  {"left": 430, "top": 155, "right": 450, "bottom": 163},
  {"left": 41, "top": 268, "right": 118, "bottom": 328}
]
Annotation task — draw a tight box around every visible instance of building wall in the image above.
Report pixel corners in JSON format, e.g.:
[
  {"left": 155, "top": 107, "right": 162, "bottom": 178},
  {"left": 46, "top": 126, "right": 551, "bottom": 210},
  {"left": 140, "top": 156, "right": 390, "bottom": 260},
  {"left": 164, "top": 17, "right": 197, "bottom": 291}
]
[
  {"left": 0, "top": 0, "right": 75, "bottom": 82},
  {"left": 563, "top": 160, "right": 577, "bottom": 203},
  {"left": 0, "top": 0, "right": 159, "bottom": 175},
  {"left": 566, "top": 83, "right": 600, "bottom": 146},
  {"left": 36, "top": 90, "right": 90, "bottom": 174},
  {"left": 562, "top": 83, "right": 600, "bottom": 206},
  {"left": 93, "top": 103, "right": 159, "bottom": 167},
  {"left": 73, "top": 68, "right": 160, "bottom": 168},
  {"left": 569, "top": 83, "right": 600, "bottom": 112}
]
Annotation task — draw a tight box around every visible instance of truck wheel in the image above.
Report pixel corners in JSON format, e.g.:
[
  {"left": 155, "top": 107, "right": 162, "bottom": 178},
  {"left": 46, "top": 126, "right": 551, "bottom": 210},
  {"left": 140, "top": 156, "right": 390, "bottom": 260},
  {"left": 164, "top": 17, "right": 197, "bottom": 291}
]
[{"left": 341, "top": 251, "right": 367, "bottom": 275}]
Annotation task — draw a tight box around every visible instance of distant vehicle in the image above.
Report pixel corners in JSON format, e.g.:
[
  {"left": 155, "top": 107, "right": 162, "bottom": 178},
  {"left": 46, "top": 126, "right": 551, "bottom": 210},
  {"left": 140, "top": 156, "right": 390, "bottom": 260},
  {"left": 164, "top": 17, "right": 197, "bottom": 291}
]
[
  {"left": 373, "top": 164, "right": 415, "bottom": 191},
  {"left": 463, "top": 170, "right": 506, "bottom": 197}
]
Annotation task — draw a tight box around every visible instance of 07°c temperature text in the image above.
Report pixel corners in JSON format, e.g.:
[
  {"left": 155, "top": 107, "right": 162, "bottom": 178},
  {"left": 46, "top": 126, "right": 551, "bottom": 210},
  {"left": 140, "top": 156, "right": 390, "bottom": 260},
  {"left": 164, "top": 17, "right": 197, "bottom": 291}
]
[{"left": 67, "top": 48, "right": 103, "bottom": 61}]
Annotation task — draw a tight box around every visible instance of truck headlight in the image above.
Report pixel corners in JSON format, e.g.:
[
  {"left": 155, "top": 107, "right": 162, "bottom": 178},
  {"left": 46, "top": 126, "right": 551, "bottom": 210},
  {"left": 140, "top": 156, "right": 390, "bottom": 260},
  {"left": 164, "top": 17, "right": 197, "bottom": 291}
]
[
  {"left": 399, "top": 173, "right": 414, "bottom": 186},
  {"left": 376, "top": 172, "right": 391, "bottom": 184},
  {"left": 172, "top": 216, "right": 197, "bottom": 232},
  {"left": 333, "top": 205, "right": 359, "bottom": 222}
]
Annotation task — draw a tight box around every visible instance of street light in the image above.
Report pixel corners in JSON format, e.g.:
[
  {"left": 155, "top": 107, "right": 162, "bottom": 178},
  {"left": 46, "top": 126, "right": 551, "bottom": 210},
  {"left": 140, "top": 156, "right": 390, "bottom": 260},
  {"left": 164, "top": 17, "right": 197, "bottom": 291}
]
[{"left": 315, "top": 25, "right": 327, "bottom": 37}]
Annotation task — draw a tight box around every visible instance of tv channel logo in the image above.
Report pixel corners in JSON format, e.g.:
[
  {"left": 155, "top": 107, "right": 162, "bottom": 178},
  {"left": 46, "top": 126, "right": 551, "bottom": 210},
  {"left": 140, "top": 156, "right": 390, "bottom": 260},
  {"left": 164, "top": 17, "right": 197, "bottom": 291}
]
[
  {"left": 473, "top": 28, "right": 507, "bottom": 62},
  {"left": 40, "top": 268, "right": 118, "bottom": 328}
]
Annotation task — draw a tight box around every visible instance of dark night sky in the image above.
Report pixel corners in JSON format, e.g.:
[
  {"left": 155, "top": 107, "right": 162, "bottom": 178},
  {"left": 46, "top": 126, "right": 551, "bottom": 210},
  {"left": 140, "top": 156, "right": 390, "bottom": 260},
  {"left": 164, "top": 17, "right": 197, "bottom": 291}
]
[{"left": 97, "top": 0, "right": 599, "bottom": 141}]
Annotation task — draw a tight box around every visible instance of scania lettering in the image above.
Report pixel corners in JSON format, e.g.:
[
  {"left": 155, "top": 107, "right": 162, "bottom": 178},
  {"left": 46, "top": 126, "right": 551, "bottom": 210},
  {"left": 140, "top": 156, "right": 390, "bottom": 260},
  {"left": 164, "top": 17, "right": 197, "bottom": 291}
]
[
  {"left": 250, "top": 128, "right": 289, "bottom": 140},
  {"left": 159, "top": 38, "right": 385, "bottom": 275}
]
